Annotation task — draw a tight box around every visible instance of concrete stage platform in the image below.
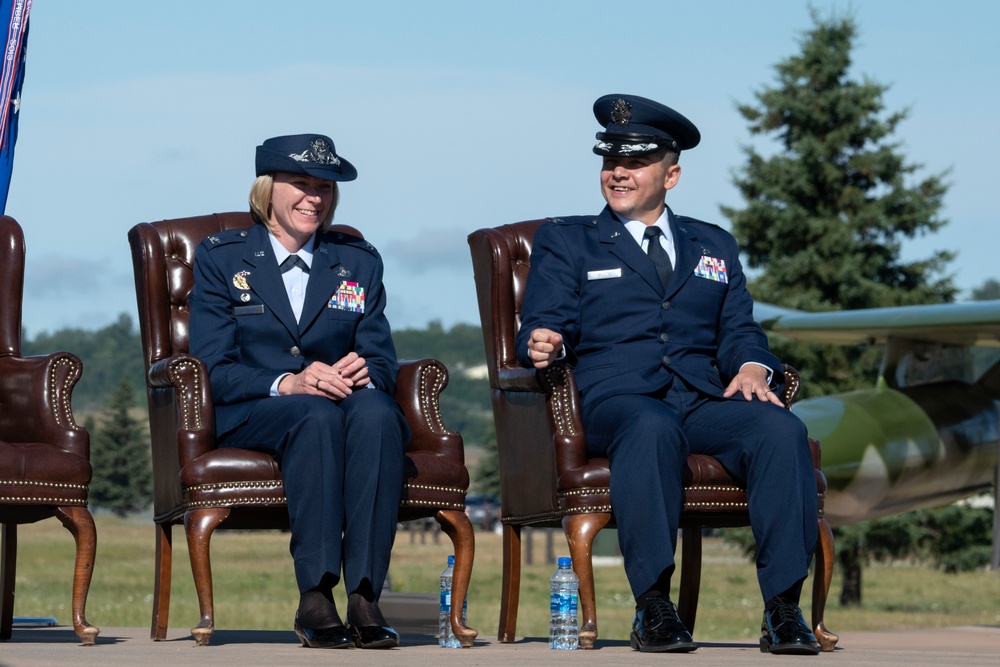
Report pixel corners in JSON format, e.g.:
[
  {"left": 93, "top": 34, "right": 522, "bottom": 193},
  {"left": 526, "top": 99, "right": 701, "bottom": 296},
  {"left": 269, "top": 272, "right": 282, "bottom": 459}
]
[{"left": 1, "top": 625, "right": 997, "bottom": 666}]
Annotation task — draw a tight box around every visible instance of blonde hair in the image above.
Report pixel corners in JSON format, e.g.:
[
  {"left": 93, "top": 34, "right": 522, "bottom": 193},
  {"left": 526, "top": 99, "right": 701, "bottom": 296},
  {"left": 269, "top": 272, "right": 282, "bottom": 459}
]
[{"left": 248, "top": 174, "right": 339, "bottom": 231}]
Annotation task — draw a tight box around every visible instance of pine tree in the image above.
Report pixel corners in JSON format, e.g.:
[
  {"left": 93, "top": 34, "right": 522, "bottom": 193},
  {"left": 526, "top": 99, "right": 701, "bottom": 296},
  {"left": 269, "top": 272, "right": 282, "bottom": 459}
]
[
  {"left": 721, "top": 9, "right": 956, "bottom": 396},
  {"left": 970, "top": 278, "right": 1000, "bottom": 301},
  {"left": 719, "top": 10, "right": 960, "bottom": 606},
  {"left": 89, "top": 375, "right": 152, "bottom": 517}
]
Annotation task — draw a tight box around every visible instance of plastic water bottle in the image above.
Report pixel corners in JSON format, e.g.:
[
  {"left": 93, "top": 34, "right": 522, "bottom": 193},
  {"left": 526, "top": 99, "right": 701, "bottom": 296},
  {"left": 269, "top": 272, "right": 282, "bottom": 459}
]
[
  {"left": 549, "top": 556, "right": 579, "bottom": 649},
  {"left": 438, "top": 555, "right": 466, "bottom": 648}
]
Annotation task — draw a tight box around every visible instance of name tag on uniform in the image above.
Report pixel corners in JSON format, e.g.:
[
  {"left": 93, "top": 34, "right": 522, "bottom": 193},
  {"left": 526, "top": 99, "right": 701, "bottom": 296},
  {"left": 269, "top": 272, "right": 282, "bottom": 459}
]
[
  {"left": 234, "top": 305, "right": 264, "bottom": 316},
  {"left": 587, "top": 268, "right": 622, "bottom": 281}
]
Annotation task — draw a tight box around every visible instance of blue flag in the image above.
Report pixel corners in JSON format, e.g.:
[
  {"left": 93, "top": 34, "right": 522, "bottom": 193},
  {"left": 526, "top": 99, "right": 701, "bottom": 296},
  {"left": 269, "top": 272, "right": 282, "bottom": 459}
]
[{"left": 0, "top": 0, "right": 31, "bottom": 214}]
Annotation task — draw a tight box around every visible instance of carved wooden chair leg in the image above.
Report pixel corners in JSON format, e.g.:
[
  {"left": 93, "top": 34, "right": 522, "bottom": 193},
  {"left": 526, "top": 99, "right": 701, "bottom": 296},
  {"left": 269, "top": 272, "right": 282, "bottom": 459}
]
[
  {"left": 1, "top": 523, "right": 16, "bottom": 641},
  {"left": 498, "top": 522, "right": 521, "bottom": 642},
  {"left": 435, "top": 508, "right": 478, "bottom": 647},
  {"left": 151, "top": 522, "right": 173, "bottom": 640},
  {"left": 812, "top": 517, "right": 839, "bottom": 651},
  {"left": 563, "top": 512, "right": 611, "bottom": 649},
  {"left": 185, "top": 507, "right": 231, "bottom": 646},
  {"left": 677, "top": 526, "right": 703, "bottom": 633},
  {"left": 54, "top": 506, "right": 100, "bottom": 646}
]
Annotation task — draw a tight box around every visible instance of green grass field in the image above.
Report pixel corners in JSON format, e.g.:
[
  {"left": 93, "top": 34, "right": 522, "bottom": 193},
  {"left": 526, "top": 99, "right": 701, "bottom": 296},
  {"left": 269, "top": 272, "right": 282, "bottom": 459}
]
[{"left": 9, "top": 514, "right": 1000, "bottom": 641}]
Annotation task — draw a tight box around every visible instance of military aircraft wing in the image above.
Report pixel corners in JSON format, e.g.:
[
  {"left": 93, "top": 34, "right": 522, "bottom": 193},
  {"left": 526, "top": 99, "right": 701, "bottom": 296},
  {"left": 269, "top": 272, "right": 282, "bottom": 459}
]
[
  {"left": 753, "top": 300, "right": 1000, "bottom": 526},
  {"left": 763, "top": 301, "right": 1000, "bottom": 347}
]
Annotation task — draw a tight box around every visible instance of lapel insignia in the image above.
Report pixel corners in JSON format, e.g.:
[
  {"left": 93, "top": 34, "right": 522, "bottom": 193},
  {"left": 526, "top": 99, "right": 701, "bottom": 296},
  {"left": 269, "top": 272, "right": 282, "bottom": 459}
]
[
  {"left": 329, "top": 281, "right": 365, "bottom": 313},
  {"left": 240, "top": 293, "right": 251, "bottom": 302},
  {"left": 255, "top": 250, "right": 265, "bottom": 257},
  {"left": 611, "top": 231, "right": 621, "bottom": 238},
  {"left": 336, "top": 266, "right": 351, "bottom": 278},
  {"left": 232, "top": 270, "right": 251, "bottom": 290},
  {"left": 694, "top": 255, "right": 728, "bottom": 284}
]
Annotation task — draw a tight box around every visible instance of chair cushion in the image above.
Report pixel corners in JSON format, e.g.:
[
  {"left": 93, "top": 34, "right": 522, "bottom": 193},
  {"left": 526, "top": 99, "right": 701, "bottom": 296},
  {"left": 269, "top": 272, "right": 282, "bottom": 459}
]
[
  {"left": 558, "top": 454, "right": 751, "bottom": 515},
  {"left": 401, "top": 451, "right": 470, "bottom": 511},
  {"left": 180, "top": 448, "right": 285, "bottom": 509},
  {"left": 0, "top": 441, "right": 91, "bottom": 505}
]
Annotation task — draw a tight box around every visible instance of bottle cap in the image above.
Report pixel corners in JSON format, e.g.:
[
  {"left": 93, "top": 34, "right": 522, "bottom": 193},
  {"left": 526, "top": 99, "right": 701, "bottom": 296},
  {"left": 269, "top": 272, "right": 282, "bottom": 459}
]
[
  {"left": 557, "top": 556, "right": 572, "bottom": 567},
  {"left": 448, "top": 555, "right": 455, "bottom": 565}
]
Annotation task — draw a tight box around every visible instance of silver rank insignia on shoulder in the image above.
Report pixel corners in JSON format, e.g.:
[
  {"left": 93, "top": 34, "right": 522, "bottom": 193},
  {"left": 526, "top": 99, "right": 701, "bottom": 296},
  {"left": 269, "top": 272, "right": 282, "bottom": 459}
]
[
  {"left": 233, "top": 271, "right": 251, "bottom": 290},
  {"left": 240, "top": 293, "right": 250, "bottom": 302},
  {"left": 336, "top": 266, "right": 351, "bottom": 278}
]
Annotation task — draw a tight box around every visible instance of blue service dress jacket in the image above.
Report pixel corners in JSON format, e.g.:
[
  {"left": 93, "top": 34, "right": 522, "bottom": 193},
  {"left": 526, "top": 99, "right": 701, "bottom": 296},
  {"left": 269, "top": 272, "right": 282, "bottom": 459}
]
[
  {"left": 188, "top": 222, "right": 400, "bottom": 437},
  {"left": 516, "top": 205, "right": 782, "bottom": 414}
]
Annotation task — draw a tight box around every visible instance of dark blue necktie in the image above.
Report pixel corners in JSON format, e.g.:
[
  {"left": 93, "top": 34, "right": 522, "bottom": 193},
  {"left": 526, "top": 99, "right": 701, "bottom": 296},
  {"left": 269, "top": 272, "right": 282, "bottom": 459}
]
[
  {"left": 280, "top": 254, "right": 310, "bottom": 274},
  {"left": 644, "top": 226, "right": 672, "bottom": 290}
]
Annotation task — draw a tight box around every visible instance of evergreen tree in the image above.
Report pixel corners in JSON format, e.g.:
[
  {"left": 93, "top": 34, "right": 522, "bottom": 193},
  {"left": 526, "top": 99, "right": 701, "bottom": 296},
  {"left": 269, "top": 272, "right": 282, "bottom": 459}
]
[
  {"left": 89, "top": 375, "right": 152, "bottom": 517},
  {"left": 970, "top": 278, "right": 1000, "bottom": 301},
  {"left": 721, "top": 9, "right": 956, "bottom": 396},
  {"left": 719, "top": 10, "right": 960, "bottom": 605}
]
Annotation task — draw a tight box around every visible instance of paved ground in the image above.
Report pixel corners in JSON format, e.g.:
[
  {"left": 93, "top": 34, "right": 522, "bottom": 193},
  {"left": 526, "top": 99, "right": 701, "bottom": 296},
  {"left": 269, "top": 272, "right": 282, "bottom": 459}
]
[{"left": 1, "top": 625, "right": 997, "bottom": 667}]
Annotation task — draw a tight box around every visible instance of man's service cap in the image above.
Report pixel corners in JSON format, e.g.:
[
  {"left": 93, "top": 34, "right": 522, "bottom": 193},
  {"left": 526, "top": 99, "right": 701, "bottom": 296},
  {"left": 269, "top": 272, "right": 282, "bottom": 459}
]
[{"left": 593, "top": 94, "right": 700, "bottom": 157}]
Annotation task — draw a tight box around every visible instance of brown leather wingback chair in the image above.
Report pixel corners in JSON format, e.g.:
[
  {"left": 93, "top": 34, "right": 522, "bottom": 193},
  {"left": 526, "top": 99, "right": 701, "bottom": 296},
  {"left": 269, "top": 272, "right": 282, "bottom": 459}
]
[
  {"left": 0, "top": 216, "right": 99, "bottom": 645},
  {"left": 128, "top": 211, "right": 477, "bottom": 646},
  {"left": 468, "top": 219, "right": 837, "bottom": 651}
]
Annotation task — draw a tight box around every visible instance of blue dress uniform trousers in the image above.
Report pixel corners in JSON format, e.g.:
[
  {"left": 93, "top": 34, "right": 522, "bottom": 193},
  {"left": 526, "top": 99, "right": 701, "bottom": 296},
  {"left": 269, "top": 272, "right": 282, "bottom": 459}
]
[{"left": 219, "top": 391, "right": 408, "bottom": 594}]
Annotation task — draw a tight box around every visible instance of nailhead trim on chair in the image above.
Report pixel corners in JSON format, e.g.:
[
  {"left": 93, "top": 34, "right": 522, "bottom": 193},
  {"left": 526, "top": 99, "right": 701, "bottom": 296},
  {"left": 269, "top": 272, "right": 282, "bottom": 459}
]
[
  {"left": 50, "top": 357, "right": 82, "bottom": 429},
  {"left": 404, "top": 483, "right": 466, "bottom": 495},
  {"left": 684, "top": 500, "right": 750, "bottom": 510},
  {"left": 562, "top": 504, "right": 614, "bottom": 514},
  {"left": 561, "top": 488, "right": 610, "bottom": 497},
  {"left": 399, "top": 499, "right": 465, "bottom": 510},
  {"left": 185, "top": 480, "right": 284, "bottom": 492},
  {"left": 185, "top": 497, "right": 288, "bottom": 508},
  {"left": 542, "top": 366, "right": 579, "bottom": 437},
  {"left": 419, "top": 365, "right": 448, "bottom": 433},
  {"left": 0, "top": 480, "right": 88, "bottom": 490},
  {"left": 170, "top": 358, "right": 203, "bottom": 431},
  {"left": 0, "top": 497, "right": 88, "bottom": 504}
]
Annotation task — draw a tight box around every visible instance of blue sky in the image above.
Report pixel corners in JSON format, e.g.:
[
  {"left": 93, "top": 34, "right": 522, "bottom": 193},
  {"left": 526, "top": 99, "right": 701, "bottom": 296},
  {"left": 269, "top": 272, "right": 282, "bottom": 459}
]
[{"left": 8, "top": 1, "right": 999, "bottom": 337}]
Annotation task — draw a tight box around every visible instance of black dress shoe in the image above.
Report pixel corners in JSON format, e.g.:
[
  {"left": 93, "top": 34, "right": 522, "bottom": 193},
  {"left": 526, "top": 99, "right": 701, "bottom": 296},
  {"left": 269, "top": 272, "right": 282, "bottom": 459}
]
[
  {"left": 760, "top": 599, "right": 820, "bottom": 655},
  {"left": 350, "top": 624, "right": 400, "bottom": 649},
  {"left": 293, "top": 614, "right": 356, "bottom": 649},
  {"left": 630, "top": 597, "right": 698, "bottom": 653}
]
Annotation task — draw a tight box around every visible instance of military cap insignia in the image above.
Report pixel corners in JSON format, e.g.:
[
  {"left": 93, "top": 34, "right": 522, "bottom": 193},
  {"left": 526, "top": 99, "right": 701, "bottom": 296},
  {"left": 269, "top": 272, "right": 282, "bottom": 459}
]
[
  {"left": 289, "top": 138, "right": 342, "bottom": 166},
  {"left": 208, "top": 236, "right": 220, "bottom": 244},
  {"left": 611, "top": 98, "right": 632, "bottom": 125},
  {"left": 232, "top": 271, "right": 251, "bottom": 290}
]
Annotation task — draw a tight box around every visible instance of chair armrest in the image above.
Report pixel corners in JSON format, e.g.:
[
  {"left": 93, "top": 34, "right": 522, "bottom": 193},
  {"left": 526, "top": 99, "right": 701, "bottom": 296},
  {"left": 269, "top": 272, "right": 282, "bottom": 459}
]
[
  {"left": 0, "top": 352, "right": 87, "bottom": 455},
  {"left": 781, "top": 363, "right": 801, "bottom": 406},
  {"left": 147, "top": 353, "right": 215, "bottom": 465},
  {"left": 536, "top": 361, "right": 591, "bottom": 476},
  {"left": 496, "top": 364, "right": 545, "bottom": 392},
  {"left": 395, "top": 358, "right": 464, "bottom": 458}
]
